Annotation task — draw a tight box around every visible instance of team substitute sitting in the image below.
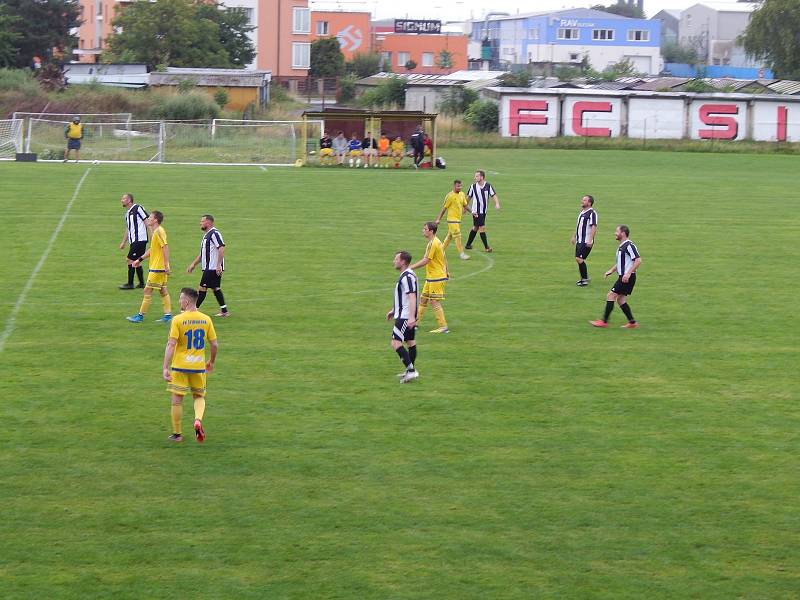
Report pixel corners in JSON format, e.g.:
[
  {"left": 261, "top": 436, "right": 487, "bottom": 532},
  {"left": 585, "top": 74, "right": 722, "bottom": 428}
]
[
  {"left": 163, "top": 287, "right": 219, "bottom": 443},
  {"left": 434, "top": 179, "right": 471, "bottom": 260},
  {"left": 348, "top": 132, "right": 363, "bottom": 167},
  {"left": 390, "top": 136, "right": 405, "bottom": 168},
  {"left": 319, "top": 131, "right": 333, "bottom": 165},
  {"left": 378, "top": 132, "right": 391, "bottom": 167}
]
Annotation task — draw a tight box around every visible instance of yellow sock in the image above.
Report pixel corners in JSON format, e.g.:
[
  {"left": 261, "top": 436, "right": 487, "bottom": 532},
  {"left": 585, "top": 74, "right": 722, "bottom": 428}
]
[
  {"left": 434, "top": 305, "right": 447, "bottom": 328},
  {"left": 418, "top": 302, "right": 427, "bottom": 322},
  {"left": 193, "top": 397, "right": 206, "bottom": 421},
  {"left": 161, "top": 290, "right": 171, "bottom": 314},
  {"left": 171, "top": 403, "right": 182, "bottom": 434},
  {"left": 139, "top": 294, "right": 152, "bottom": 315}
]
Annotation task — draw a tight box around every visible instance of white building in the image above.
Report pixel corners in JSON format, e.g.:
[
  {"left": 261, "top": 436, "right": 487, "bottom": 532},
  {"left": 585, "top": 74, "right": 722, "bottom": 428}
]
[{"left": 679, "top": 2, "right": 760, "bottom": 68}]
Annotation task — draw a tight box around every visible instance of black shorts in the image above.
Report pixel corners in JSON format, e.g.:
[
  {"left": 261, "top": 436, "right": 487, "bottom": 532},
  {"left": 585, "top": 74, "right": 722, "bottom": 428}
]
[
  {"left": 199, "top": 270, "right": 222, "bottom": 289},
  {"left": 127, "top": 241, "right": 147, "bottom": 261},
  {"left": 611, "top": 273, "right": 636, "bottom": 296},
  {"left": 575, "top": 243, "right": 593, "bottom": 259},
  {"left": 391, "top": 318, "right": 416, "bottom": 342},
  {"left": 67, "top": 139, "right": 81, "bottom": 150},
  {"left": 472, "top": 213, "right": 486, "bottom": 228}
]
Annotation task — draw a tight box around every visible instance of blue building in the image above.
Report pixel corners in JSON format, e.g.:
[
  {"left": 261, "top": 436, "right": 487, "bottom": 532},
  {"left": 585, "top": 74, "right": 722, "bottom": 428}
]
[{"left": 469, "top": 9, "right": 661, "bottom": 74}]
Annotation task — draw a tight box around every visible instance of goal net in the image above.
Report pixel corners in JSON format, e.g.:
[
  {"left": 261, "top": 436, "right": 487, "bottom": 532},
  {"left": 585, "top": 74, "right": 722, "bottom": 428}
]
[
  {"left": 25, "top": 119, "right": 162, "bottom": 162},
  {"left": 0, "top": 119, "right": 23, "bottom": 159}
]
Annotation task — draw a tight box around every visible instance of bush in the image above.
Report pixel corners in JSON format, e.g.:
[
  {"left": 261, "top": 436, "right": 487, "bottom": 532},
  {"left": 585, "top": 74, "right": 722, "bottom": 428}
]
[
  {"left": 359, "top": 76, "right": 406, "bottom": 108},
  {"left": 213, "top": 87, "right": 229, "bottom": 108},
  {"left": 176, "top": 78, "right": 198, "bottom": 94},
  {"left": 337, "top": 75, "right": 357, "bottom": 105},
  {"left": 151, "top": 92, "right": 220, "bottom": 120},
  {"left": 464, "top": 99, "right": 498, "bottom": 132},
  {"left": 0, "top": 68, "right": 41, "bottom": 96},
  {"left": 439, "top": 86, "right": 478, "bottom": 116},
  {"left": 346, "top": 52, "right": 382, "bottom": 79}
]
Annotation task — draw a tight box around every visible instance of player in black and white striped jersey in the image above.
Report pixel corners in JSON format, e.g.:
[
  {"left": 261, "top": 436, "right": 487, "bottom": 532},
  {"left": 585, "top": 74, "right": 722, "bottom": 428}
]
[
  {"left": 590, "top": 225, "right": 642, "bottom": 329},
  {"left": 187, "top": 215, "right": 229, "bottom": 317},
  {"left": 571, "top": 195, "right": 597, "bottom": 286},
  {"left": 118, "top": 193, "right": 148, "bottom": 289},
  {"left": 465, "top": 170, "right": 501, "bottom": 252},
  {"left": 386, "top": 250, "right": 419, "bottom": 383}
]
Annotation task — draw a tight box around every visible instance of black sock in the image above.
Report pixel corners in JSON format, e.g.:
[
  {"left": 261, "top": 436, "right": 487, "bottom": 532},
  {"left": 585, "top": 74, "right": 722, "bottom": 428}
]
[
  {"left": 197, "top": 291, "right": 207, "bottom": 307},
  {"left": 214, "top": 289, "right": 227, "bottom": 312},
  {"left": 408, "top": 345, "right": 417, "bottom": 367},
  {"left": 127, "top": 266, "right": 135, "bottom": 286},
  {"left": 603, "top": 300, "right": 614, "bottom": 322},
  {"left": 135, "top": 266, "right": 144, "bottom": 285},
  {"left": 620, "top": 302, "right": 635, "bottom": 322},
  {"left": 578, "top": 262, "right": 588, "bottom": 279},
  {"left": 480, "top": 232, "right": 489, "bottom": 249},
  {"left": 466, "top": 229, "right": 477, "bottom": 247},
  {"left": 395, "top": 346, "right": 411, "bottom": 369}
]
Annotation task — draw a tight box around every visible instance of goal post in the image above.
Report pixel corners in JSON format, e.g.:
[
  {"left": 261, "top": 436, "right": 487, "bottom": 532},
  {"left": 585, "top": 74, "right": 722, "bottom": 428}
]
[{"left": 0, "top": 119, "right": 23, "bottom": 159}]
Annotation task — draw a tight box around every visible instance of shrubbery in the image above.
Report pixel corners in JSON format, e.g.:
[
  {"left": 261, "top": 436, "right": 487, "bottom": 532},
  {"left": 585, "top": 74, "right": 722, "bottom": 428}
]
[
  {"left": 151, "top": 92, "right": 220, "bottom": 120},
  {"left": 464, "top": 99, "right": 498, "bottom": 132}
]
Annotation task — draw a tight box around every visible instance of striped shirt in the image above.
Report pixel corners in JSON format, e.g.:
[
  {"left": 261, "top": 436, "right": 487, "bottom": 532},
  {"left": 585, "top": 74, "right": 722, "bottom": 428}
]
[
  {"left": 467, "top": 182, "right": 496, "bottom": 214},
  {"left": 125, "top": 204, "right": 148, "bottom": 244},
  {"left": 200, "top": 227, "right": 225, "bottom": 271},
  {"left": 575, "top": 208, "right": 598, "bottom": 244},
  {"left": 616, "top": 240, "right": 640, "bottom": 276},
  {"left": 393, "top": 268, "right": 418, "bottom": 319}
]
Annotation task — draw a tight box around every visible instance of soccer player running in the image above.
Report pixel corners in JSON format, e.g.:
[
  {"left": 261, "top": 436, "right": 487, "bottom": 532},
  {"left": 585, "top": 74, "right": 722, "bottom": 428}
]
[
  {"left": 127, "top": 211, "right": 172, "bottom": 323},
  {"left": 571, "top": 194, "right": 597, "bottom": 286},
  {"left": 434, "top": 179, "right": 471, "bottom": 260},
  {"left": 63, "top": 116, "right": 83, "bottom": 163},
  {"left": 466, "top": 170, "right": 501, "bottom": 253},
  {"left": 590, "top": 225, "right": 642, "bottom": 329},
  {"left": 163, "top": 288, "right": 219, "bottom": 442},
  {"left": 187, "top": 214, "right": 229, "bottom": 317},
  {"left": 118, "top": 193, "right": 148, "bottom": 289},
  {"left": 410, "top": 222, "right": 450, "bottom": 334},
  {"left": 386, "top": 251, "right": 419, "bottom": 383}
]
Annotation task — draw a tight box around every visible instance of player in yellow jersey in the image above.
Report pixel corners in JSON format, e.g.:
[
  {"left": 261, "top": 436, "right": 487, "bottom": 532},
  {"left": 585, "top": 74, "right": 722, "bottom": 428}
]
[
  {"left": 127, "top": 210, "right": 172, "bottom": 323},
  {"left": 390, "top": 136, "right": 405, "bottom": 168},
  {"left": 434, "top": 179, "right": 471, "bottom": 261},
  {"left": 63, "top": 116, "right": 83, "bottom": 163},
  {"left": 410, "top": 222, "right": 450, "bottom": 333},
  {"left": 162, "top": 288, "right": 219, "bottom": 442}
]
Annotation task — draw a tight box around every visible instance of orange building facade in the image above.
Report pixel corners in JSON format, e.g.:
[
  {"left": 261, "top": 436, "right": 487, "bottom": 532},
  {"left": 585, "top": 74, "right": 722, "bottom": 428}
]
[
  {"left": 310, "top": 11, "right": 371, "bottom": 61},
  {"left": 374, "top": 33, "right": 468, "bottom": 75}
]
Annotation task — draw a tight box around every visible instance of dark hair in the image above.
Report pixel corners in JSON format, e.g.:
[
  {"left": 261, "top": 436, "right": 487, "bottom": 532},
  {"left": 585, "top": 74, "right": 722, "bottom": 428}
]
[
  {"left": 151, "top": 210, "right": 164, "bottom": 224},
  {"left": 181, "top": 287, "right": 199, "bottom": 301},
  {"left": 425, "top": 221, "right": 438, "bottom": 234},
  {"left": 584, "top": 194, "right": 594, "bottom": 205},
  {"left": 475, "top": 170, "right": 486, "bottom": 179},
  {"left": 453, "top": 179, "right": 461, "bottom": 185},
  {"left": 202, "top": 214, "right": 215, "bottom": 223},
  {"left": 618, "top": 224, "right": 630, "bottom": 236},
  {"left": 396, "top": 250, "right": 412, "bottom": 265}
]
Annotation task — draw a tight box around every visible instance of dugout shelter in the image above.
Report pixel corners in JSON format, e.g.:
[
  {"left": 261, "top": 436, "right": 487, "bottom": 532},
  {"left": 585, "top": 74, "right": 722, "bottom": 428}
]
[{"left": 300, "top": 108, "right": 438, "bottom": 166}]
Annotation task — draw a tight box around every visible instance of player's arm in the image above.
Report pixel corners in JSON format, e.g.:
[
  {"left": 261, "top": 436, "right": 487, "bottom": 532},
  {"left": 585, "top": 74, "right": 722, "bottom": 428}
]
[
  {"left": 120, "top": 229, "right": 128, "bottom": 250},
  {"left": 215, "top": 246, "right": 225, "bottom": 275},
  {"left": 622, "top": 257, "right": 641, "bottom": 282},
  {"left": 492, "top": 192, "right": 501, "bottom": 210},
  {"left": 162, "top": 244, "right": 170, "bottom": 274},
  {"left": 187, "top": 253, "right": 201, "bottom": 273},
  {"left": 604, "top": 264, "right": 616, "bottom": 278},
  {"left": 586, "top": 225, "right": 596, "bottom": 246},
  {"left": 409, "top": 256, "right": 430, "bottom": 270},
  {"left": 206, "top": 339, "right": 218, "bottom": 374},
  {"left": 132, "top": 248, "right": 150, "bottom": 267},
  {"left": 163, "top": 337, "right": 177, "bottom": 381},
  {"left": 406, "top": 292, "right": 417, "bottom": 328},
  {"left": 435, "top": 202, "right": 447, "bottom": 224}
]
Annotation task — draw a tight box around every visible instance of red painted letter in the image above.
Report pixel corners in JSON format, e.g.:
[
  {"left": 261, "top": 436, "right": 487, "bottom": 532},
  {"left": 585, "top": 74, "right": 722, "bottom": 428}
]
[
  {"left": 698, "top": 104, "right": 739, "bottom": 140},
  {"left": 508, "top": 100, "right": 549, "bottom": 136},
  {"left": 572, "top": 101, "right": 613, "bottom": 137},
  {"left": 777, "top": 105, "right": 788, "bottom": 142}
]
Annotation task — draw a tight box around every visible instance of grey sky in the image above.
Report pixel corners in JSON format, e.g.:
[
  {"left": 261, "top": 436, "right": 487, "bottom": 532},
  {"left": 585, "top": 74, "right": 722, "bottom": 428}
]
[{"left": 309, "top": 0, "right": 720, "bottom": 21}]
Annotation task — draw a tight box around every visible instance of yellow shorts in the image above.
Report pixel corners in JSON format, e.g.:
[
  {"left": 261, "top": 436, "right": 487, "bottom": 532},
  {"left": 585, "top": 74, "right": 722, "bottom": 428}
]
[
  {"left": 422, "top": 279, "right": 447, "bottom": 301},
  {"left": 350, "top": 149, "right": 362, "bottom": 156},
  {"left": 447, "top": 223, "right": 462, "bottom": 237},
  {"left": 167, "top": 370, "right": 206, "bottom": 397},
  {"left": 146, "top": 271, "right": 168, "bottom": 290},
  {"left": 320, "top": 148, "right": 333, "bottom": 156}
]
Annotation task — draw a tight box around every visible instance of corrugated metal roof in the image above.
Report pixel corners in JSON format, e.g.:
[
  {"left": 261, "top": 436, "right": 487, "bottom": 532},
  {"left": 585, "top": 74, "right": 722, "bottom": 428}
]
[
  {"left": 150, "top": 68, "right": 270, "bottom": 88},
  {"left": 632, "top": 77, "right": 692, "bottom": 91},
  {"left": 768, "top": 80, "right": 800, "bottom": 95}
]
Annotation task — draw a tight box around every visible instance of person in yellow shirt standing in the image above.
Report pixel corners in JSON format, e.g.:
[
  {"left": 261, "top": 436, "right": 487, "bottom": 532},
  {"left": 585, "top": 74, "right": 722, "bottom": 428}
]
[
  {"left": 127, "top": 211, "right": 172, "bottom": 323},
  {"left": 410, "top": 222, "right": 450, "bottom": 334},
  {"left": 163, "top": 288, "right": 219, "bottom": 442},
  {"left": 434, "top": 179, "right": 471, "bottom": 261},
  {"left": 63, "top": 116, "right": 83, "bottom": 163}
]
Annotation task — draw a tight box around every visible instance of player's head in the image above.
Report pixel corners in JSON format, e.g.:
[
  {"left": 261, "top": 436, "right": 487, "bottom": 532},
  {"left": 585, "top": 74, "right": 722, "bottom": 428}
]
[
  {"left": 394, "top": 250, "right": 412, "bottom": 270},
  {"left": 423, "top": 221, "right": 438, "bottom": 238},
  {"left": 72, "top": 116, "right": 80, "bottom": 123},
  {"left": 582, "top": 194, "right": 594, "bottom": 208},
  {"left": 351, "top": 132, "right": 358, "bottom": 139},
  {"left": 121, "top": 193, "right": 133, "bottom": 208},
  {"left": 615, "top": 225, "right": 630, "bottom": 241},
  {"left": 148, "top": 210, "right": 164, "bottom": 227},
  {"left": 200, "top": 214, "right": 214, "bottom": 231},
  {"left": 474, "top": 170, "right": 486, "bottom": 183},
  {"left": 381, "top": 131, "right": 388, "bottom": 138},
  {"left": 336, "top": 130, "right": 344, "bottom": 137},
  {"left": 179, "top": 287, "right": 199, "bottom": 310},
  {"left": 453, "top": 179, "right": 462, "bottom": 192}
]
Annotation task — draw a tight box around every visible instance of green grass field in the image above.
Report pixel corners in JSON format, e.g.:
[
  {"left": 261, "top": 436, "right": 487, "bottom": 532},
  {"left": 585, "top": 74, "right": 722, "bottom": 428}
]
[{"left": 1, "top": 149, "right": 797, "bottom": 599}]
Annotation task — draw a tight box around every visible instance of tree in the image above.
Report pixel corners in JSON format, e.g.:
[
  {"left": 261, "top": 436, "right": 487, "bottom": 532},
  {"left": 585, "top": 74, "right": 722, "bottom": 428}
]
[
  {"left": 740, "top": 0, "right": 800, "bottom": 79},
  {"left": 310, "top": 37, "right": 345, "bottom": 78},
  {"left": 2, "top": 0, "right": 81, "bottom": 68},
  {"left": 196, "top": 3, "right": 256, "bottom": 68},
  {"left": 104, "top": 0, "right": 236, "bottom": 69},
  {"left": 662, "top": 42, "right": 699, "bottom": 65},
  {"left": 464, "top": 99, "right": 498, "bottom": 132},
  {"left": 0, "top": 6, "right": 22, "bottom": 68},
  {"left": 497, "top": 70, "right": 531, "bottom": 87},
  {"left": 346, "top": 52, "right": 382, "bottom": 79},
  {"left": 436, "top": 50, "right": 453, "bottom": 70},
  {"left": 591, "top": 2, "right": 644, "bottom": 18}
]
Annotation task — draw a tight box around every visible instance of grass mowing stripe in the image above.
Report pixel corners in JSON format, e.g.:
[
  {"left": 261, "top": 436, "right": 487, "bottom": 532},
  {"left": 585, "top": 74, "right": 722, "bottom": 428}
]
[{"left": 0, "top": 166, "right": 91, "bottom": 353}]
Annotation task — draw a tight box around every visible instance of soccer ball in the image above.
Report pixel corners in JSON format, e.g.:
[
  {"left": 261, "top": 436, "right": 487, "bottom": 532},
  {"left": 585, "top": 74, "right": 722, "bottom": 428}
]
[{"left": 93, "top": 160, "right": 99, "bottom": 165}]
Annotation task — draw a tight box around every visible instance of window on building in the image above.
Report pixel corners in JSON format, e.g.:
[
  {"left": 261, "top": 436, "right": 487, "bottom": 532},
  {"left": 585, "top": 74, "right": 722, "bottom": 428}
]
[
  {"left": 293, "top": 7, "right": 310, "bottom": 33},
  {"left": 97, "top": 2, "right": 102, "bottom": 15},
  {"left": 527, "top": 29, "right": 539, "bottom": 40},
  {"left": 316, "top": 21, "right": 329, "bottom": 35},
  {"left": 557, "top": 28, "right": 579, "bottom": 40},
  {"left": 397, "top": 51, "right": 410, "bottom": 67},
  {"left": 292, "top": 42, "right": 311, "bottom": 68},
  {"left": 381, "top": 51, "right": 392, "bottom": 67},
  {"left": 422, "top": 52, "right": 434, "bottom": 67},
  {"left": 627, "top": 29, "right": 650, "bottom": 42},
  {"left": 231, "top": 7, "right": 254, "bottom": 26},
  {"left": 569, "top": 53, "right": 579, "bottom": 61},
  {"left": 592, "top": 29, "right": 614, "bottom": 41}
]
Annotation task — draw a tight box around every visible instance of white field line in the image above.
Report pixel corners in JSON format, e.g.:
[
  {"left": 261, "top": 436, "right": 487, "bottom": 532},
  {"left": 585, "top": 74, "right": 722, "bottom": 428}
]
[{"left": 0, "top": 167, "right": 92, "bottom": 352}]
